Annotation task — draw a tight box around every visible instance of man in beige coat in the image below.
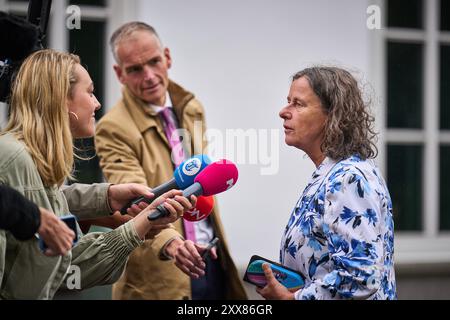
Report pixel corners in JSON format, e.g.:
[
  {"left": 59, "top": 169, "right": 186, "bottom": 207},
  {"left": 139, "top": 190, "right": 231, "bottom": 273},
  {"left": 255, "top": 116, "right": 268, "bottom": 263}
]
[{"left": 91, "top": 22, "right": 247, "bottom": 300}]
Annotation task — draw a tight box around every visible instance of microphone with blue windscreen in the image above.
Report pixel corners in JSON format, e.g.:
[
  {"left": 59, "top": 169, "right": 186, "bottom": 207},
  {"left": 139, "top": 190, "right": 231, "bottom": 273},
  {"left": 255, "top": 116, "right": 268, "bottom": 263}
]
[{"left": 120, "top": 154, "right": 212, "bottom": 214}]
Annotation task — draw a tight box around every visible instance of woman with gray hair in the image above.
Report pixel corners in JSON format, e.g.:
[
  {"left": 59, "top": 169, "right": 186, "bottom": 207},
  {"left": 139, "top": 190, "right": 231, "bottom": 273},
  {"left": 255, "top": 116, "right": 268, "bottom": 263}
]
[{"left": 256, "top": 67, "right": 396, "bottom": 300}]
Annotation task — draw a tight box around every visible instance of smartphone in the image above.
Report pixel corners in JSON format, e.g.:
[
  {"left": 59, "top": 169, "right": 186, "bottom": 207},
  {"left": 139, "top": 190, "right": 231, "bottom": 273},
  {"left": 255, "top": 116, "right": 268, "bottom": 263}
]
[
  {"left": 39, "top": 214, "right": 78, "bottom": 252},
  {"left": 201, "top": 237, "right": 219, "bottom": 259},
  {"left": 243, "top": 255, "right": 305, "bottom": 290}
]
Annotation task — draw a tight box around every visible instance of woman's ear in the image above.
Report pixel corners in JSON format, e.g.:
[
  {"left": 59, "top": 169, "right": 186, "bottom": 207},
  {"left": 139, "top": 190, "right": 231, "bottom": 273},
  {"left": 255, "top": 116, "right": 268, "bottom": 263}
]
[{"left": 66, "top": 95, "right": 73, "bottom": 113}]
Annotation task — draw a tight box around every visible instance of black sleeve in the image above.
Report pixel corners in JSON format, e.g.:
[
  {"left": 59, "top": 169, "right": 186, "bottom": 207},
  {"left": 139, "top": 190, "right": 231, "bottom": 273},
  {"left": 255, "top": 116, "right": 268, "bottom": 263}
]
[{"left": 0, "top": 185, "right": 41, "bottom": 240}]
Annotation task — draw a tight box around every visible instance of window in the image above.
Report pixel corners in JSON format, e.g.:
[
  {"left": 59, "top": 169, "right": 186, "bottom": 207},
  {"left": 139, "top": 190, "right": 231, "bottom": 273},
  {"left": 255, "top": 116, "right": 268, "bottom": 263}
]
[
  {"left": 387, "top": 0, "right": 423, "bottom": 29},
  {"left": 68, "top": 1, "right": 108, "bottom": 184},
  {"left": 441, "top": 0, "right": 450, "bottom": 31},
  {"left": 388, "top": 145, "right": 423, "bottom": 231},
  {"left": 69, "top": 0, "right": 106, "bottom": 6},
  {"left": 440, "top": 146, "right": 450, "bottom": 230},
  {"left": 69, "top": 20, "right": 106, "bottom": 121},
  {"left": 385, "top": 0, "right": 426, "bottom": 231},
  {"left": 382, "top": 0, "right": 450, "bottom": 238},
  {"left": 387, "top": 41, "right": 424, "bottom": 129},
  {"left": 441, "top": 44, "right": 450, "bottom": 130}
]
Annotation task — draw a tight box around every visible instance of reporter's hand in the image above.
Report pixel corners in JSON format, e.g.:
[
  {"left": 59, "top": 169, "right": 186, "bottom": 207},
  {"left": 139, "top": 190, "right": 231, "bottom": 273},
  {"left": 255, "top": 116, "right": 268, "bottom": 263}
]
[
  {"left": 38, "top": 208, "right": 76, "bottom": 257},
  {"left": 108, "top": 184, "right": 154, "bottom": 216},
  {"left": 149, "top": 190, "right": 197, "bottom": 216},
  {"left": 76, "top": 200, "right": 150, "bottom": 233},
  {"left": 131, "top": 190, "right": 197, "bottom": 240}
]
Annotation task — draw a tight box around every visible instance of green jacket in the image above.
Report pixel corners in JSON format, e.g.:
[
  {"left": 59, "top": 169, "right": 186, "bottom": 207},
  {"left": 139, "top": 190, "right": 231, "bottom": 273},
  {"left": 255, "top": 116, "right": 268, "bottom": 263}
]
[{"left": 0, "top": 133, "right": 143, "bottom": 299}]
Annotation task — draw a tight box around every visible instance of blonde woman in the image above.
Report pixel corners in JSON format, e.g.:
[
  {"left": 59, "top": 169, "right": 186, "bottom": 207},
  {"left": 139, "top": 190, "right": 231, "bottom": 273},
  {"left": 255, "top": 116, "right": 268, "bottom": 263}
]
[{"left": 0, "top": 49, "right": 195, "bottom": 299}]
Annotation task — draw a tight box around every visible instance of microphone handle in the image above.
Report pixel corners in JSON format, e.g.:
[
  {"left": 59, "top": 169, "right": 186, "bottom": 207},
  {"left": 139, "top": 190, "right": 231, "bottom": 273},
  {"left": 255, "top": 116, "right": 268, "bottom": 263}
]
[
  {"left": 119, "top": 179, "right": 178, "bottom": 215},
  {"left": 147, "top": 183, "right": 203, "bottom": 221}
]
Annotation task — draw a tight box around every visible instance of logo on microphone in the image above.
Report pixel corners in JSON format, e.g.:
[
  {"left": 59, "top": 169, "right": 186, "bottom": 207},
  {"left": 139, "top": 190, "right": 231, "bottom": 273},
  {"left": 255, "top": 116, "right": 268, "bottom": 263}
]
[
  {"left": 186, "top": 208, "right": 206, "bottom": 221},
  {"left": 182, "top": 158, "right": 202, "bottom": 176}
]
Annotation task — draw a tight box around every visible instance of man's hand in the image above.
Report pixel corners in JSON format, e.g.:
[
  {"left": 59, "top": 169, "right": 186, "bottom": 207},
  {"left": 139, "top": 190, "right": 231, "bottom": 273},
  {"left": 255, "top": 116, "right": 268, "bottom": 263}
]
[
  {"left": 38, "top": 208, "right": 76, "bottom": 257},
  {"left": 166, "top": 239, "right": 219, "bottom": 279},
  {"left": 255, "top": 263, "right": 296, "bottom": 300},
  {"left": 107, "top": 184, "right": 154, "bottom": 216}
]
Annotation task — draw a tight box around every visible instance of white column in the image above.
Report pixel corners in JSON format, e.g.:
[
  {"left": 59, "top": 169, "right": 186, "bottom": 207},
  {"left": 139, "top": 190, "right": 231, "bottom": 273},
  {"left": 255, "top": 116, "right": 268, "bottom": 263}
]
[
  {"left": 0, "top": 0, "right": 8, "bottom": 12},
  {"left": 50, "top": 0, "right": 67, "bottom": 51},
  {"left": 104, "top": 0, "right": 138, "bottom": 111},
  {"left": 424, "top": 0, "right": 439, "bottom": 237},
  {"left": 368, "top": 0, "right": 387, "bottom": 174}
]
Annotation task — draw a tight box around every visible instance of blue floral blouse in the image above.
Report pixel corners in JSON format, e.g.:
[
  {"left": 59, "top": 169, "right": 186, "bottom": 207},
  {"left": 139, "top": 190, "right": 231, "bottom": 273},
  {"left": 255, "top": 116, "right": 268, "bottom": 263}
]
[{"left": 280, "top": 156, "right": 396, "bottom": 300}]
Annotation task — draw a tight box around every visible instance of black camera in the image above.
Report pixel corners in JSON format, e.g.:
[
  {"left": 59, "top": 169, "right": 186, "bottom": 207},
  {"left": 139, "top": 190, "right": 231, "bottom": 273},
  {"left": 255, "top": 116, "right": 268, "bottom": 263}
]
[{"left": 0, "top": 0, "right": 52, "bottom": 103}]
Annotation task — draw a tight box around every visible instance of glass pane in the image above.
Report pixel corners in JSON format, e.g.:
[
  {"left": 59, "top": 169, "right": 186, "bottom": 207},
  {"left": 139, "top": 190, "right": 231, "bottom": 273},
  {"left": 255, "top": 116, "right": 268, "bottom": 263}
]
[
  {"left": 69, "top": 21, "right": 106, "bottom": 184},
  {"left": 69, "top": 20, "right": 105, "bottom": 120},
  {"left": 442, "top": 0, "right": 450, "bottom": 31},
  {"left": 387, "top": 145, "right": 423, "bottom": 231},
  {"left": 69, "top": 0, "right": 106, "bottom": 7},
  {"left": 440, "top": 146, "right": 450, "bottom": 230},
  {"left": 387, "top": 0, "right": 423, "bottom": 29},
  {"left": 71, "top": 138, "right": 103, "bottom": 184},
  {"left": 387, "top": 42, "right": 424, "bottom": 128},
  {"left": 441, "top": 45, "right": 450, "bottom": 129}
]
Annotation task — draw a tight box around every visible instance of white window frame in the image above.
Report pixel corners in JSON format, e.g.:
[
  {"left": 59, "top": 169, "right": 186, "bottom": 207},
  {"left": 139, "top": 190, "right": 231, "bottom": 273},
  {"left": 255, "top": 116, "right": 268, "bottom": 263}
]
[{"left": 371, "top": 0, "right": 450, "bottom": 264}]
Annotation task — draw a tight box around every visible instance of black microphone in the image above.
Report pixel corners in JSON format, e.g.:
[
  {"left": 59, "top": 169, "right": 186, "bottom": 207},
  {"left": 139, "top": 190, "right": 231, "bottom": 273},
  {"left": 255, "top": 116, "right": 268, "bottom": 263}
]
[
  {"left": 26, "top": 0, "right": 52, "bottom": 50},
  {"left": 147, "top": 183, "right": 204, "bottom": 221},
  {"left": 0, "top": 1, "right": 52, "bottom": 103},
  {"left": 0, "top": 12, "right": 38, "bottom": 61},
  {"left": 120, "top": 155, "right": 211, "bottom": 215},
  {"left": 0, "top": 12, "right": 39, "bottom": 103},
  {"left": 119, "top": 179, "right": 179, "bottom": 215}
]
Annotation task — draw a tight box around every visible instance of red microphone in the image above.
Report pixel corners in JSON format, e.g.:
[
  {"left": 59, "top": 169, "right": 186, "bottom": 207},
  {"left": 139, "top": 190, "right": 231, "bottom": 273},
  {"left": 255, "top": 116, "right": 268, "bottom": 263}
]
[
  {"left": 183, "top": 196, "right": 215, "bottom": 221},
  {"left": 148, "top": 159, "right": 238, "bottom": 221}
]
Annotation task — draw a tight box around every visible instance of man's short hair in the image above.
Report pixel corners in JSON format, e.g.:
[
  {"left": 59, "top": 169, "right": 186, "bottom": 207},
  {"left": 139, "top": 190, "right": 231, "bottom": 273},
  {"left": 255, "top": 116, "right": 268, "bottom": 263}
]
[{"left": 110, "top": 21, "right": 161, "bottom": 63}]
